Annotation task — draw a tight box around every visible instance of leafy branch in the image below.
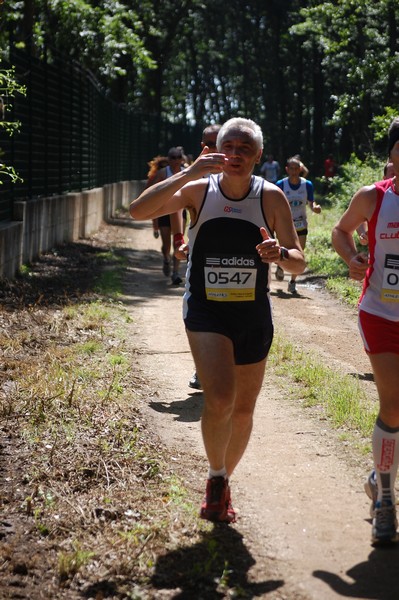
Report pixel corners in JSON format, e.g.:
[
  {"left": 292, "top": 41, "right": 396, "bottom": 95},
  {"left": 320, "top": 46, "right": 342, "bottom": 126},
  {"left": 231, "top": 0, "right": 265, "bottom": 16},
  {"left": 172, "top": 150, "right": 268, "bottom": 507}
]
[{"left": 0, "top": 64, "right": 26, "bottom": 184}]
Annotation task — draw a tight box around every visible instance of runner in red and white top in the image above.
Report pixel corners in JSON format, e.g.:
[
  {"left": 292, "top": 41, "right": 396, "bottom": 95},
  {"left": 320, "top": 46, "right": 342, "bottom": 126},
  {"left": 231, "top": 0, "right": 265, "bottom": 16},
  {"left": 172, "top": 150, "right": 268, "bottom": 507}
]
[{"left": 332, "top": 116, "right": 399, "bottom": 546}]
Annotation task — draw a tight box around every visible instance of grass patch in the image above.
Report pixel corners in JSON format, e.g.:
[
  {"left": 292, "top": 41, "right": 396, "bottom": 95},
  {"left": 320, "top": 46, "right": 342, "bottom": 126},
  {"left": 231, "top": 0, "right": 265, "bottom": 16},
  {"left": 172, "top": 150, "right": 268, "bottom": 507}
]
[
  {"left": 269, "top": 333, "right": 378, "bottom": 442},
  {"left": 326, "top": 276, "right": 362, "bottom": 306},
  {"left": 93, "top": 248, "right": 127, "bottom": 297},
  {"left": 58, "top": 543, "right": 96, "bottom": 582}
]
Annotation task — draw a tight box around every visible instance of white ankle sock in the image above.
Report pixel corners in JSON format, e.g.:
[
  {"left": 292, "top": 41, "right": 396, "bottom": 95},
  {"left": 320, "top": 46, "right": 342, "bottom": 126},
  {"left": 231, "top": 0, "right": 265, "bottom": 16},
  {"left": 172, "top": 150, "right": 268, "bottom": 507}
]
[{"left": 208, "top": 467, "right": 227, "bottom": 479}]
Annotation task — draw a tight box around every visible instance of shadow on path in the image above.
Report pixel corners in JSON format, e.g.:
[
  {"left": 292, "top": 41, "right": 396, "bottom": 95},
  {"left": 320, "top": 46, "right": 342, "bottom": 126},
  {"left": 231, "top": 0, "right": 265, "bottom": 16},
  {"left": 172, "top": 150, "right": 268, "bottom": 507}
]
[
  {"left": 313, "top": 544, "right": 399, "bottom": 599},
  {"left": 149, "top": 393, "right": 203, "bottom": 423},
  {"left": 270, "top": 288, "right": 310, "bottom": 300},
  {"left": 151, "top": 525, "right": 284, "bottom": 599},
  {"left": 353, "top": 372, "right": 375, "bottom": 382}
]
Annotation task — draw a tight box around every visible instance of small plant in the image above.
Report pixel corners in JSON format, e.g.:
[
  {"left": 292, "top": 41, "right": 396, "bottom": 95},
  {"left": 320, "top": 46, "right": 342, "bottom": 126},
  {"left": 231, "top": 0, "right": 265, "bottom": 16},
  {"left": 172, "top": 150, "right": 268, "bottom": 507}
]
[
  {"left": 33, "top": 508, "right": 50, "bottom": 537},
  {"left": 109, "top": 353, "right": 127, "bottom": 366},
  {"left": 19, "top": 264, "right": 32, "bottom": 275},
  {"left": 216, "top": 561, "right": 233, "bottom": 593},
  {"left": 82, "top": 301, "right": 111, "bottom": 325},
  {"left": 94, "top": 269, "right": 122, "bottom": 296},
  {"left": 79, "top": 339, "right": 102, "bottom": 354},
  {"left": 58, "top": 542, "right": 95, "bottom": 582}
]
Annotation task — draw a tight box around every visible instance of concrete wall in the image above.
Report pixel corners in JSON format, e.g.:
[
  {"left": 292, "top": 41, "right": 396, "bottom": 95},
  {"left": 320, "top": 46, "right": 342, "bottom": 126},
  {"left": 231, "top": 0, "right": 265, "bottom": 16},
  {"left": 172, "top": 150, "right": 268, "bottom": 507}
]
[{"left": 0, "top": 179, "right": 145, "bottom": 280}]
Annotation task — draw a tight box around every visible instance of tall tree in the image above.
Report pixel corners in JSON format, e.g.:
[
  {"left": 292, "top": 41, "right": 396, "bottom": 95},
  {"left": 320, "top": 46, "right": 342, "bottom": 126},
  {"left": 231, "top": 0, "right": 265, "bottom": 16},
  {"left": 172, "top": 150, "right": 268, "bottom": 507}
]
[{"left": 2, "top": 0, "right": 398, "bottom": 171}]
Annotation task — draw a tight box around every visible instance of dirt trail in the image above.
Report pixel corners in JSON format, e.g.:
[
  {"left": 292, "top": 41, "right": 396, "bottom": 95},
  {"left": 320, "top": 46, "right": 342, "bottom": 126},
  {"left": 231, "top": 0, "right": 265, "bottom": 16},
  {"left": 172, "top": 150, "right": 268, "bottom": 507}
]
[{"left": 111, "top": 218, "right": 399, "bottom": 600}]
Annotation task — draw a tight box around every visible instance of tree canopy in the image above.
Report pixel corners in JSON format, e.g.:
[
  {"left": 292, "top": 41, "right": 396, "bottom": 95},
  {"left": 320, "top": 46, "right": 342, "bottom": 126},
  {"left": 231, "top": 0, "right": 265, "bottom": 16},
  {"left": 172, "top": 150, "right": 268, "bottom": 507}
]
[{"left": 1, "top": 0, "right": 398, "bottom": 172}]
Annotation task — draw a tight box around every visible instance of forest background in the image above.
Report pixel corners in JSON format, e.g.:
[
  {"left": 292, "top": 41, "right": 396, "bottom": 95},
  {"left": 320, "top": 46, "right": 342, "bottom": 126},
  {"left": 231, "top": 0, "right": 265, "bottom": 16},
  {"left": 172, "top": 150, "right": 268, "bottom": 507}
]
[{"left": 1, "top": 0, "right": 399, "bottom": 177}]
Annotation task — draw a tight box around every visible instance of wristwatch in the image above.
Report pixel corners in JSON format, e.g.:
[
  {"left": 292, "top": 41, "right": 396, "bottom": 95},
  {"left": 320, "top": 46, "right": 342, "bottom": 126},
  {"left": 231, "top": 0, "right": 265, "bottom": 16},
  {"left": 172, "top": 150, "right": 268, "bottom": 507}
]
[{"left": 279, "top": 247, "right": 289, "bottom": 261}]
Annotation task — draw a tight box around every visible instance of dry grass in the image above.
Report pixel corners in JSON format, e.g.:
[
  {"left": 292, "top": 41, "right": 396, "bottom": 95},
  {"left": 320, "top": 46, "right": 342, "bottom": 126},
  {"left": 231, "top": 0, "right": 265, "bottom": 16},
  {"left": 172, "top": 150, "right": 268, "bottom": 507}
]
[
  {"left": 0, "top": 231, "right": 285, "bottom": 600},
  {"left": 0, "top": 239, "right": 212, "bottom": 599}
]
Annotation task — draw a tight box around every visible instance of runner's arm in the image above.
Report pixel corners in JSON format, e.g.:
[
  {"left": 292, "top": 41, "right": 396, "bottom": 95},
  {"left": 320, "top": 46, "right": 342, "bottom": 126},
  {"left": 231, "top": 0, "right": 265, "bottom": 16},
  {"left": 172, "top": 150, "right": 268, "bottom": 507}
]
[
  {"left": 332, "top": 186, "right": 375, "bottom": 281},
  {"left": 130, "top": 149, "right": 226, "bottom": 221},
  {"left": 306, "top": 181, "right": 321, "bottom": 213}
]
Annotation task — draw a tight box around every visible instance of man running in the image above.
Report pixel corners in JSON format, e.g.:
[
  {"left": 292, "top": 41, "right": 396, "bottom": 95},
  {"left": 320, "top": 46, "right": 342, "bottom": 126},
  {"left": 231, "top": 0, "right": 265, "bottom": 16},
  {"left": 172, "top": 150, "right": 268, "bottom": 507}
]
[
  {"left": 130, "top": 117, "right": 305, "bottom": 522},
  {"left": 332, "top": 117, "right": 399, "bottom": 545}
]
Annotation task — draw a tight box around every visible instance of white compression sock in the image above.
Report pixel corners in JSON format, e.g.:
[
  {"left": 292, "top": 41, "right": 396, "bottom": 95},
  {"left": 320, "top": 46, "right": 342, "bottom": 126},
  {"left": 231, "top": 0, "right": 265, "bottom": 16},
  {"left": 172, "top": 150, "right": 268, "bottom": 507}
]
[{"left": 373, "top": 417, "right": 399, "bottom": 504}]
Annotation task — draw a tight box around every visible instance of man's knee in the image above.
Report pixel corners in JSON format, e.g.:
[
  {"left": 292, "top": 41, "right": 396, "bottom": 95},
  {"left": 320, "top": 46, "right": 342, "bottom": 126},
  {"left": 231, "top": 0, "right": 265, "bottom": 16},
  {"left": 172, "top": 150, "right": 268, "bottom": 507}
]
[
  {"left": 204, "top": 393, "right": 234, "bottom": 419},
  {"left": 232, "top": 405, "right": 255, "bottom": 425}
]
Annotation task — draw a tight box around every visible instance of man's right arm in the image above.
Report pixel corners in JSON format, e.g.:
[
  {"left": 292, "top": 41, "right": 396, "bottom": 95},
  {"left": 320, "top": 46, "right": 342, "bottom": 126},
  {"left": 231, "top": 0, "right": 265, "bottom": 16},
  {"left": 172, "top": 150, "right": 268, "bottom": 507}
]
[
  {"left": 331, "top": 186, "right": 375, "bottom": 280},
  {"left": 130, "top": 149, "right": 226, "bottom": 221},
  {"left": 130, "top": 170, "right": 193, "bottom": 221}
]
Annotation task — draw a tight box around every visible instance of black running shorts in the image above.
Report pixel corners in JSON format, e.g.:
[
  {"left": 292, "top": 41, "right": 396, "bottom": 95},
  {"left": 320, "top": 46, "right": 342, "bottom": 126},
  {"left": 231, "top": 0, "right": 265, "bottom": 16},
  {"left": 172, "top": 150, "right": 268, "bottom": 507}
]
[{"left": 184, "top": 297, "right": 273, "bottom": 365}]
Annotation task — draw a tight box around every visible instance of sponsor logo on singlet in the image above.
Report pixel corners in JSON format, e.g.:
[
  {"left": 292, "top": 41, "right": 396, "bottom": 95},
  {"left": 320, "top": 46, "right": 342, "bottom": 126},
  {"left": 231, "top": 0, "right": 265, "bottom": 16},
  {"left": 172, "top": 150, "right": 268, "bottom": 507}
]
[
  {"left": 381, "top": 231, "right": 399, "bottom": 239},
  {"left": 224, "top": 206, "right": 243, "bottom": 214},
  {"left": 206, "top": 256, "right": 255, "bottom": 267}
]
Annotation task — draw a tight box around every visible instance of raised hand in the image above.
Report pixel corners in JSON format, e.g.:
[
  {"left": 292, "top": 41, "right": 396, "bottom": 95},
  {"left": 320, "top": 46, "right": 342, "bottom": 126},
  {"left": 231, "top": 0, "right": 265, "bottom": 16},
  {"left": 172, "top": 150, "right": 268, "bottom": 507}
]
[{"left": 186, "top": 146, "right": 227, "bottom": 179}]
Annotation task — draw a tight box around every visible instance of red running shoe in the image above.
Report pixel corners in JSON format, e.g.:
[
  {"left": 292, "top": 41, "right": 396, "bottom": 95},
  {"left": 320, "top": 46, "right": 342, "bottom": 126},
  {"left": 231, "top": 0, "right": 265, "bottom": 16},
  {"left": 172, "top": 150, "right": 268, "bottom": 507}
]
[{"left": 200, "top": 476, "right": 236, "bottom": 523}]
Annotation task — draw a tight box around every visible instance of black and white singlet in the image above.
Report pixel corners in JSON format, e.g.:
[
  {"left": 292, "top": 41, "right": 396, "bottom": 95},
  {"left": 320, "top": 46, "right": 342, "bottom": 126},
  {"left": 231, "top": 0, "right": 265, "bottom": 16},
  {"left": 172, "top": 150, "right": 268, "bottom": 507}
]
[{"left": 183, "top": 173, "right": 273, "bottom": 330}]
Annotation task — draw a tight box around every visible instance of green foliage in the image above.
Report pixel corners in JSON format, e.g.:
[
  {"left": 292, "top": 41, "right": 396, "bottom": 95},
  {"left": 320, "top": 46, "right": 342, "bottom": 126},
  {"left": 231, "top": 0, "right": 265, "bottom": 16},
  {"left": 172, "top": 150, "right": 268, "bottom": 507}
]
[
  {"left": 370, "top": 107, "right": 399, "bottom": 142},
  {"left": 0, "top": 63, "right": 26, "bottom": 184},
  {"left": 1, "top": 0, "right": 399, "bottom": 166},
  {"left": 3, "top": 0, "right": 156, "bottom": 101},
  {"left": 293, "top": 1, "right": 394, "bottom": 113},
  {"left": 304, "top": 209, "right": 347, "bottom": 277},
  {"left": 320, "top": 154, "right": 384, "bottom": 213},
  {"left": 326, "top": 276, "right": 362, "bottom": 306}
]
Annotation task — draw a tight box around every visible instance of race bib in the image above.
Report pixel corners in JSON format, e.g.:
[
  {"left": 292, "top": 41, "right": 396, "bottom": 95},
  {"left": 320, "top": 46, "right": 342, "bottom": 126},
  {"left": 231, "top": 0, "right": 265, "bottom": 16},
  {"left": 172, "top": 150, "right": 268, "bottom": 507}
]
[
  {"left": 204, "top": 255, "right": 257, "bottom": 301},
  {"left": 294, "top": 219, "right": 306, "bottom": 231},
  {"left": 381, "top": 254, "right": 399, "bottom": 302}
]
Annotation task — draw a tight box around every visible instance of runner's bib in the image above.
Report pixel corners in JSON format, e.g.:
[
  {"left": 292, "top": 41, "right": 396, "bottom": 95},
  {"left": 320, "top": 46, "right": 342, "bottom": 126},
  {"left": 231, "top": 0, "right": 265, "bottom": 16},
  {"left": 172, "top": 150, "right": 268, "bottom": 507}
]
[
  {"left": 381, "top": 254, "right": 399, "bottom": 302},
  {"left": 204, "top": 254, "right": 257, "bottom": 301},
  {"left": 294, "top": 218, "right": 306, "bottom": 231}
]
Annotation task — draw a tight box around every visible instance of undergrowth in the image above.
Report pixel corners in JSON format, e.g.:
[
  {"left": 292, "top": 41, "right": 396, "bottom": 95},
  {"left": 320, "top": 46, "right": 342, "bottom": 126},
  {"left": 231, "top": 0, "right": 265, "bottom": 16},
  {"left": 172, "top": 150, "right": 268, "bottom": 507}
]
[{"left": 0, "top": 240, "right": 212, "bottom": 599}]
